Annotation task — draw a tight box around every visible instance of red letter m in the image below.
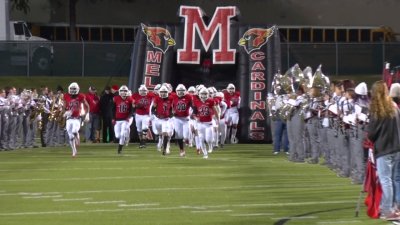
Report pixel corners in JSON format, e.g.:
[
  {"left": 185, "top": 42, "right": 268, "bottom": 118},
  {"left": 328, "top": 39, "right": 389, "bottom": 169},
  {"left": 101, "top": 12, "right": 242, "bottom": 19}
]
[{"left": 178, "top": 6, "right": 237, "bottom": 64}]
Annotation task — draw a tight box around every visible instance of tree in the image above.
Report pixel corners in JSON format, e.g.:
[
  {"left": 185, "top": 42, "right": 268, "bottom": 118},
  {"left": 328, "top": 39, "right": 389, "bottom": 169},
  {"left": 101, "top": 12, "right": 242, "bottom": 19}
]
[{"left": 10, "top": 0, "right": 30, "bottom": 14}]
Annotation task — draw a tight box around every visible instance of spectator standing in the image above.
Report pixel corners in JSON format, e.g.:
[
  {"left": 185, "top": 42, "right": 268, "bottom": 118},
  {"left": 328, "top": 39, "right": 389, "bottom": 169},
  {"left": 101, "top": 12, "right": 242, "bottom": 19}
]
[
  {"left": 100, "top": 86, "right": 116, "bottom": 143},
  {"left": 85, "top": 86, "right": 101, "bottom": 143}
]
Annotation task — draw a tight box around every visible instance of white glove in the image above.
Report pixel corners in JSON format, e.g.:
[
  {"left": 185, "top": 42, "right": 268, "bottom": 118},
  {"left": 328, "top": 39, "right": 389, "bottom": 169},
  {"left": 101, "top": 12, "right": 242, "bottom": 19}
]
[
  {"left": 63, "top": 110, "right": 72, "bottom": 118},
  {"left": 84, "top": 113, "right": 90, "bottom": 123}
]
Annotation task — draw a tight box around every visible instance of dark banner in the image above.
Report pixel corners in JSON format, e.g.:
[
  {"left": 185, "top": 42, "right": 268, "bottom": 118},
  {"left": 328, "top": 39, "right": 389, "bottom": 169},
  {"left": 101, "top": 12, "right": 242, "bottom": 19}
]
[{"left": 129, "top": 6, "right": 281, "bottom": 143}]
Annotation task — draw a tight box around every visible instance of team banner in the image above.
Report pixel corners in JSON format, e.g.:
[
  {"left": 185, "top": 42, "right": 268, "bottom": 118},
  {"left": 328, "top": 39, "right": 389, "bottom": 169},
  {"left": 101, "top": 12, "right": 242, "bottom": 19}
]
[{"left": 129, "top": 6, "right": 281, "bottom": 143}]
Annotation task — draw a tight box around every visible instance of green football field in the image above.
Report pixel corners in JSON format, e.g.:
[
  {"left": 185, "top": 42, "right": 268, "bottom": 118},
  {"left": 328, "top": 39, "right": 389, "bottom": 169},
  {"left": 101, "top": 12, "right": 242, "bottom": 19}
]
[{"left": 0, "top": 143, "right": 387, "bottom": 225}]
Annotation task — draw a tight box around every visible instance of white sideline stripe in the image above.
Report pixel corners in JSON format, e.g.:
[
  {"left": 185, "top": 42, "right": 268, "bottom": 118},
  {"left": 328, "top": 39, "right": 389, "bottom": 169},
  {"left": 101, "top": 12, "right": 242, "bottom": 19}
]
[
  {"left": 318, "top": 221, "right": 361, "bottom": 224},
  {"left": 0, "top": 166, "right": 233, "bottom": 172},
  {"left": 119, "top": 203, "right": 160, "bottom": 207},
  {"left": 271, "top": 216, "right": 317, "bottom": 220},
  {"left": 84, "top": 200, "right": 126, "bottom": 204},
  {"left": 233, "top": 200, "right": 355, "bottom": 207},
  {"left": 53, "top": 198, "right": 92, "bottom": 202},
  {"left": 0, "top": 173, "right": 354, "bottom": 182},
  {"left": 231, "top": 213, "right": 274, "bottom": 216},
  {"left": 191, "top": 210, "right": 233, "bottom": 213},
  {"left": 23, "top": 195, "right": 62, "bottom": 199},
  {"left": 0, "top": 184, "right": 350, "bottom": 196},
  {"left": 0, "top": 201, "right": 357, "bottom": 216}
]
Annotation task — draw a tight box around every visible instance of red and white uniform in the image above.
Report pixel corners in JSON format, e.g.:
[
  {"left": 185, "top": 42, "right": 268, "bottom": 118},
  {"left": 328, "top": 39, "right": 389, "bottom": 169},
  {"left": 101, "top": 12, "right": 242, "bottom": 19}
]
[
  {"left": 193, "top": 98, "right": 216, "bottom": 152},
  {"left": 132, "top": 93, "right": 153, "bottom": 133},
  {"left": 152, "top": 95, "right": 174, "bottom": 135},
  {"left": 64, "top": 93, "right": 86, "bottom": 139},
  {"left": 172, "top": 94, "right": 192, "bottom": 140},
  {"left": 113, "top": 95, "right": 133, "bottom": 145},
  {"left": 224, "top": 91, "right": 241, "bottom": 125}
]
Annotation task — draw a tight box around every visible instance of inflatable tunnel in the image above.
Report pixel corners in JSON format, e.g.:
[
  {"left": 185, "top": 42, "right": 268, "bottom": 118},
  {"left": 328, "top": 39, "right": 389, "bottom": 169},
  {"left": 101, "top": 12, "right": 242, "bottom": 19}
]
[{"left": 128, "top": 6, "right": 281, "bottom": 143}]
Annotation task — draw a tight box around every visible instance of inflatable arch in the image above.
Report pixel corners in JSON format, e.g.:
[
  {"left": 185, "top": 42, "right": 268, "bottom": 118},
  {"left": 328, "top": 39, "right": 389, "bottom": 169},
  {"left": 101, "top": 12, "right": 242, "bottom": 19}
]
[{"left": 128, "top": 5, "right": 281, "bottom": 143}]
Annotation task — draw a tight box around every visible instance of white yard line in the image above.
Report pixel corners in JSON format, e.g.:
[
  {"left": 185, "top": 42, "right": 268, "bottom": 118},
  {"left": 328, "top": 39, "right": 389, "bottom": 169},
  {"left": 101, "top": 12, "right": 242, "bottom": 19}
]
[
  {"left": 191, "top": 210, "right": 233, "bottom": 213},
  {"left": 22, "top": 195, "right": 62, "bottom": 199},
  {"left": 0, "top": 184, "right": 350, "bottom": 196},
  {"left": 0, "top": 166, "right": 234, "bottom": 172},
  {"left": 118, "top": 203, "right": 160, "bottom": 207},
  {"left": 84, "top": 200, "right": 126, "bottom": 204},
  {"left": 53, "top": 198, "right": 92, "bottom": 202},
  {"left": 0, "top": 200, "right": 357, "bottom": 216},
  {"left": 271, "top": 216, "right": 318, "bottom": 220},
  {"left": 231, "top": 213, "right": 275, "bottom": 216},
  {"left": 318, "top": 221, "right": 361, "bottom": 224}
]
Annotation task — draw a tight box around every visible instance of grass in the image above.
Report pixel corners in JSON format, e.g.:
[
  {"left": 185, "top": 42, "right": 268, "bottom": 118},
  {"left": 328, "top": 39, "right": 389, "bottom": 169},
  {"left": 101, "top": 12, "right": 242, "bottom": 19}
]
[{"left": 0, "top": 143, "right": 388, "bottom": 225}]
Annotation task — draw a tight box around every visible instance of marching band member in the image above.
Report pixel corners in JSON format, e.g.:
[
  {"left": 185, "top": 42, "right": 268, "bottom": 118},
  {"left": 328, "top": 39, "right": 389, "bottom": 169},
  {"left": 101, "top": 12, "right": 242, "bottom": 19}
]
[
  {"left": 112, "top": 85, "right": 134, "bottom": 154},
  {"left": 0, "top": 89, "right": 8, "bottom": 150},
  {"left": 63, "top": 82, "right": 90, "bottom": 157},
  {"left": 349, "top": 82, "right": 369, "bottom": 184},
  {"left": 336, "top": 80, "right": 355, "bottom": 177}
]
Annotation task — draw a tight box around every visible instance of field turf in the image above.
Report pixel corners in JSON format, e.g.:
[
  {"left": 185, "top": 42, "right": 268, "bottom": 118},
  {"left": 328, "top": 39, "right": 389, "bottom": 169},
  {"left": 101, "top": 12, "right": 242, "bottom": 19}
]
[{"left": 0, "top": 143, "right": 387, "bottom": 225}]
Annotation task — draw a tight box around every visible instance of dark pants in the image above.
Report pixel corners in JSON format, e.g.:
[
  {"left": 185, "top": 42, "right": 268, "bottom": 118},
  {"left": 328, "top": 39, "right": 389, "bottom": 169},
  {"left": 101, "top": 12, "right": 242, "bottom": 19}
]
[{"left": 102, "top": 116, "right": 114, "bottom": 143}]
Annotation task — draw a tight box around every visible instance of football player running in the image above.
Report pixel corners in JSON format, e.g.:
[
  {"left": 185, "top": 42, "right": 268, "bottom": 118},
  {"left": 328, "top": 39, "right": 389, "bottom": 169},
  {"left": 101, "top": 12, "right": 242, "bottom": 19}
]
[
  {"left": 150, "top": 85, "right": 174, "bottom": 155},
  {"left": 193, "top": 88, "right": 220, "bottom": 158},
  {"left": 132, "top": 85, "right": 153, "bottom": 148},
  {"left": 63, "top": 82, "right": 90, "bottom": 157},
  {"left": 113, "top": 85, "right": 134, "bottom": 154},
  {"left": 224, "top": 83, "right": 241, "bottom": 144},
  {"left": 172, "top": 84, "right": 192, "bottom": 157}
]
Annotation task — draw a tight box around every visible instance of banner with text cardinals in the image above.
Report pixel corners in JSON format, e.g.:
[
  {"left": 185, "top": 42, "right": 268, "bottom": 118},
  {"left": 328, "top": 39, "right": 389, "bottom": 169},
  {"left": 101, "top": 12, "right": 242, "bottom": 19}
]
[{"left": 129, "top": 5, "right": 281, "bottom": 143}]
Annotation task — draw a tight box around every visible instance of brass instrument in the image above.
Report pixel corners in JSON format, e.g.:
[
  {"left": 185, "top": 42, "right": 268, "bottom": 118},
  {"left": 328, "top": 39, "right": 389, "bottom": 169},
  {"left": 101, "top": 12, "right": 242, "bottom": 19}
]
[
  {"left": 56, "top": 94, "right": 66, "bottom": 128},
  {"left": 48, "top": 96, "right": 56, "bottom": 122}
]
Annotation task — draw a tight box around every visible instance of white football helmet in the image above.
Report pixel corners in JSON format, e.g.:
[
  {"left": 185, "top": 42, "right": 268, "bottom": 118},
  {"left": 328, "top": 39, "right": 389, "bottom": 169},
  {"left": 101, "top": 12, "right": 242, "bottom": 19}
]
[
  {"left": 187, "top": 86, "right": 196, "bottom": 95},
  {"left": 199, "top": 88, "right": 209, "bottom": 101},
  {"left": 196, "top": 84, "right": 205, "bottom": 95},
  {"left": 119, "top": 85, "right": 129, "bottom": 97},
  {"left": 159, "top": 86, "right": 169, "bottom": 98},
  {"left": 207, "top": 87, "right": 216, "bottom": 98},
  {"left": 68, "top": 82, "right": 80, "bottom": 95},
  {"left": 138, "top": 85, "right": 148, "bottom": 96},
  {"left": 154, "top": 84, "right": 161, "bottom": 94},
  {"left": 176, "top": 84, "right": 186, "bottom": 97},
  {"left": 227, "top": 83, "right": 235, "bottom": 94},
  {"left": 163, "top": 83, "right": 173, "bottom": 93}
]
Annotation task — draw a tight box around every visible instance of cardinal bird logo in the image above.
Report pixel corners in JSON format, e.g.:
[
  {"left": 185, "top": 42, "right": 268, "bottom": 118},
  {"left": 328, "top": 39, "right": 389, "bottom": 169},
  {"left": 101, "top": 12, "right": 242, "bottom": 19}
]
[
  {"left": 141, "top": 23, "right": 176, "bottom": 53},
  {"left": 238, "top": 26, "right": 276, "bottom": 54}
]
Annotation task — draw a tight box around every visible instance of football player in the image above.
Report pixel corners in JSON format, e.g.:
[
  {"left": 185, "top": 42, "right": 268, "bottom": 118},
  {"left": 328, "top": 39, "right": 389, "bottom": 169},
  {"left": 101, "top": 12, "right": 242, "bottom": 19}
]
[
  {"left": 132, "top": 85, "right": 153, "bottom": 148},
  {"left": 150, "top": 85, "right": 174, "bottom": 155},
  {"left": 172, "top": 84, "right": 192, "bottom": 157},
  {"left": 63, "top": 82, "right": 90, "bottom": 157},
  {"left": 224, "top": 83, "right": 241, "bottom": 144},
  {"left": 193, "top": 88, "right": 220, "bottom": 158},
  {"left": 113, "top": 85, "right": 134, "bottom": 154}
]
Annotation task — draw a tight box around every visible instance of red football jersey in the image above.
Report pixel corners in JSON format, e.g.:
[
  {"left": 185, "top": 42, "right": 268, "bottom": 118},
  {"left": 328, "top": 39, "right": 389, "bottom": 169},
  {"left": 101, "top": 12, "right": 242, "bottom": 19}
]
[
  {"left": 113, "top": 95, "right": 133, "bottom": 120},
  {"left": 64, "top": 93, "right": 86, "bottom": 118},
  {"left": 193, "top": 98, "right": 215, "bottom": 122},
  {"left": 133, "top": 94, "right": 153, "bottom": 115},
  {"left": 153, "top": 95, "right": 173, "bottom": 119},
  {"left": 224, "top": 91, "right": 241, "bottom": 108},
  {"left": 172, "top": 94, "right": 192, "bottom": 117}
]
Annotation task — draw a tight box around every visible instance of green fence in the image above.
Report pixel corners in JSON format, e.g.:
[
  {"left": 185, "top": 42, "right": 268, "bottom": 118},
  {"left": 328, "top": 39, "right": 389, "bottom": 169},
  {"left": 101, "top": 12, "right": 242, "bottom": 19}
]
[{"left": 0, "top": 41, "right": 399, "bottom": 76}]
